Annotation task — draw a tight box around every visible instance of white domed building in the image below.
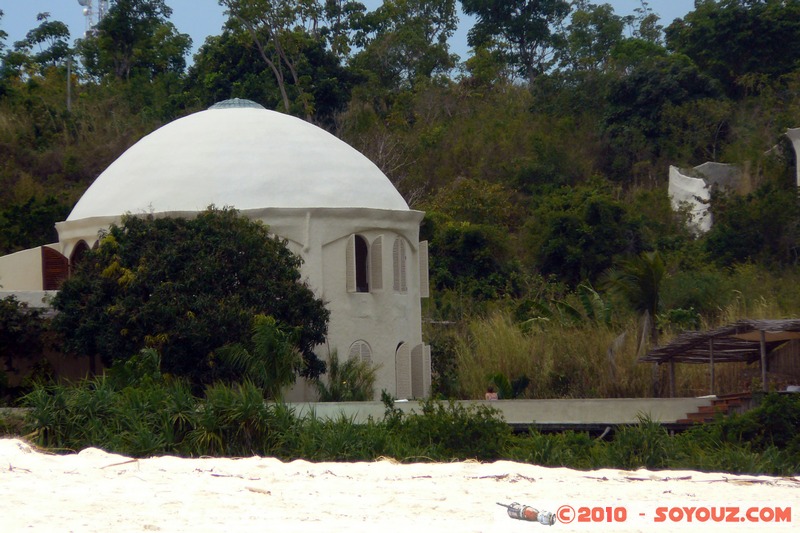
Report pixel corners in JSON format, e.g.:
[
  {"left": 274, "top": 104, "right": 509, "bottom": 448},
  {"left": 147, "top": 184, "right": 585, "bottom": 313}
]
[{"left": 0, "top": 99, "right": 431, "bottom": 401}]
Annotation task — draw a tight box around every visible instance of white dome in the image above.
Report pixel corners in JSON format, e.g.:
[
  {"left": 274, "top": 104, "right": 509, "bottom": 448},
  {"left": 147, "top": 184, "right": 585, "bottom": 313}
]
[{"left": 67, "top": 100, "right": 409, "bottom": 221}]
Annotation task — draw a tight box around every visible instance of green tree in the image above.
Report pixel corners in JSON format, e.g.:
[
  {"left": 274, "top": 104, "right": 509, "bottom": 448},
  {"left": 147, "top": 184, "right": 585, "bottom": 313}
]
[
  {"left": 704, "top": 183, "right": 800, "bottom": 267},
  {"left": 0, "top": 9, "right": 8, "bottom": 95},
  {"left": 536, "top": 1, "right": 629, "bottom": 120},
  {"left": 558, "top": 1, "right": 626, "bottom": 74},
  {"left": 601, "top": 250, "right": 666, "bottom": 396},
  {"left": 11, "top": 12, "right": 71, "bottom": 75},
  {"left": 602, "top": 55, "right": 722, "bottom": 179},
  {"left": 78, "top": 0, "right": 191, "bottom": 81},
  {"left": 0, "top": 9, "right": 7, "bottom": 55},
  {"left": 424, "top": 212, "right": 518, "bottom": 300},
  {"left": 425, "top": 178, "right": 520, "bottom": 228},
  {"left": 666, "top": 0, "right": 800, "bottom": 98},
  {"left": 187, "top": 23, "right": 357, "bottom": 126},
  {"left": 461, "top": 0, "right": 571, "bottom": 82},
  {"left": 351, "top": 0, "right": 458, "bottom": 91},
  {"left": 219, "top": 0, "right": 327, "bottom": 116},
  {"left": 601, "top": 251, "right": 666, "bottom": 347},
  {"left": 0, "top": 296, "right": 46, "bottom": 398},
  {"left": 524, "top": 183, "right": 644, "bottom": 286},
  {"left": 51, "top": 208, "right": 329, "bottom": 388},
  {"left": 0, "top": 196, "right": 71, "bottom": 255}
]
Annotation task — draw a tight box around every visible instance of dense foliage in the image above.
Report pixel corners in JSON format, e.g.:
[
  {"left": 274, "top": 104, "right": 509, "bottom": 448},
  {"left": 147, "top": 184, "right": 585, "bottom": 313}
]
[
  {"left": 0, "top": 296, "right": 47, "bottom": 402},
  {"left": 3, "top": 1, "right": 800, "bottom": 401},
  {"left": 18, "top": 378, "right": 800, "bottom": 474},
  {"left": 51, "top": 208, "right": 329, "bottom": 389},
  {"left": 315, "top": 351, "right": 378, "bottom": 402}
]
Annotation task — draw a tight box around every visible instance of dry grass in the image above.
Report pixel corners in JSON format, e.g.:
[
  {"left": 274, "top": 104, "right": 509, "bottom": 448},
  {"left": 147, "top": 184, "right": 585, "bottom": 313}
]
[
  {"left": 451, "top": 273, "right": 799, "bottom": 400},
  {"left": 455, "top": 311, "right": 653, "bottom": 399}
]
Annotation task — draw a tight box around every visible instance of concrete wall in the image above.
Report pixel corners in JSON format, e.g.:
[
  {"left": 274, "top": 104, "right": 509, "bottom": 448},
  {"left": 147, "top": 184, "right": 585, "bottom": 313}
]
[
  {"left": 668, "top": 166, "right": 712, "bottom": 233},
  {"left": 0, "top": 290, "right": 57, "bottom": 308},
  {"left": 286, "top": 397, "right": 714, "bottom": 426},
  {"left": 0, "top": 248, "right": 44, "bottom": 290},
  {"left": 248, "top": 207, "right": 428, "bottom": 402}
]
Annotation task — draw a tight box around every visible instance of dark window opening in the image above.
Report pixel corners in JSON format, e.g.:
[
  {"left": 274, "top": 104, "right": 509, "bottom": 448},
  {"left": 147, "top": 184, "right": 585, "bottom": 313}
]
[
  {"left": 70, "top": 240, "right": 90, "bottom": 275},
  {"left": 355, "top": 235, "right": 369, "bottom": 292}
]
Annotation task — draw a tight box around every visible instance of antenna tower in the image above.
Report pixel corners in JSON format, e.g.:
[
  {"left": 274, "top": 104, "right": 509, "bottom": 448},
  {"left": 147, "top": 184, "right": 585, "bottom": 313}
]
[{"left": 76, "top": 0, "right": 110, "bottom": 36}]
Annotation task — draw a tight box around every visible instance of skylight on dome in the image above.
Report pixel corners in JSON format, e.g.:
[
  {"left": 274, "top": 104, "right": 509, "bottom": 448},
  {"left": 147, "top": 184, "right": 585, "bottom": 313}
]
[{"left": 209, "top": 99, "right": 266, "bottom": 110}]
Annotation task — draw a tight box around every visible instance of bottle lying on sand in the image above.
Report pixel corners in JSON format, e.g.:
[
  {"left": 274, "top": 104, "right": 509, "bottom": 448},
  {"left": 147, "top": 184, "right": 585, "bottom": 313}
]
[{"left": 497, "top": 502, "right": 556, "bottom": 525}]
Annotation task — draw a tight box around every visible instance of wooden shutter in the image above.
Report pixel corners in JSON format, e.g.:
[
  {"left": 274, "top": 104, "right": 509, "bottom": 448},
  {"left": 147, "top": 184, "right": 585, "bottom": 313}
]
[
  {"left": 400, "top": 240, "right": 407, "bottom": 292},
  {"left": 393, "top": 237, "right": 407, "bottom": 292},
  {"left": 371, "top": 236, "right": 383, "bottom": 291},
  {"left": 392, "top": 238, "right": 400, "bottom": 291},
  {"left": 361, "top": 342, "right": 372, "bottom": 364},
  {"left": 348, "top": 340, "right": 373, "bottom": 365},
  {"left": 346, "top": 234, "right": 356, "bottom": 293},
  {"left": 418, "top": 240, "right": 429, "bottom": 298},
  {"left": 411, "top": 343, "right": 424, "bottom": 399},
  {"left": 41, "top": 247, "right": 69, "bottom": 290}
]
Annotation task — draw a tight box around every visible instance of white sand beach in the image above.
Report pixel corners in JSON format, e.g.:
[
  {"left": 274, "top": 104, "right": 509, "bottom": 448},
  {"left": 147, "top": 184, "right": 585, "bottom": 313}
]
[{"left": 1, "top": 438, "right": 798, "bottom": 532}]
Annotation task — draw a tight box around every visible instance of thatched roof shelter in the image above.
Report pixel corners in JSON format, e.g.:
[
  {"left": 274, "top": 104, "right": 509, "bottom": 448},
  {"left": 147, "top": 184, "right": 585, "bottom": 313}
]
[{"left": 640, "top": 319, "right": 800, "bottom": 396}]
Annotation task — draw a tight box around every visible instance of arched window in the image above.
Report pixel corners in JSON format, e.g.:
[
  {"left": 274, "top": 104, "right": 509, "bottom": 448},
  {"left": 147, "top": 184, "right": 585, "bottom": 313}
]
[
  {"left": 392, "top": 237, "right": 407, "bottom": 292},
  {"left": 346, "top": 234, "right": 370, "bottom": 293},
  {"left": 395, "top": 342, "right": 412, "bottom": 399},
  {"left": 70, "top": 240, "right": 90, "bottom": 275},
  {"left": 348, "top": 340, "right": 373, "bottom": 365}
]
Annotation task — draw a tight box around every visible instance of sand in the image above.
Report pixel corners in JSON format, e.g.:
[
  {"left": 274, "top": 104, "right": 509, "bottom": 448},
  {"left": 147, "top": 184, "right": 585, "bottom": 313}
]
[{"left": 1, "top": 438, "right": 798, "bottom": 532}]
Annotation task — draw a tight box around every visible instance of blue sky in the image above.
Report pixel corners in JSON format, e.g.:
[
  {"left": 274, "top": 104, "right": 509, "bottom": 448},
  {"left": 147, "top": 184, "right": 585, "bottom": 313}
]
[{"left": 2, "top": 1, "right": 697, "bottom": 61}]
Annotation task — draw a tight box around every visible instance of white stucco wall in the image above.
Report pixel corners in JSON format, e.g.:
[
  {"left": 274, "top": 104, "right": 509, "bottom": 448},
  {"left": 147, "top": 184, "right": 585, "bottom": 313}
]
[
  {"left": 0, "top": 290, "right": 58, "bottom": 308},
  {"left": 0, "top": 247, "right": 45, "bottom": 291},
  {"left": 668, "top": 166, "right": 712, "bottom": 234},
  {"left": 55, "top": 206, "right": 429, "bottom": 402},
  {"left": 320, "top": 233, "right": 424, "bottom": 399},
  {"left": 256, "top": 207, "right": 426, "bottom": 401}
]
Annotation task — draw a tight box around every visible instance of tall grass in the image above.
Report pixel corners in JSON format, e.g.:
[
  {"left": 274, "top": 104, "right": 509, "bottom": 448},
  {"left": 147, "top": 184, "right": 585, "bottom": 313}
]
[
  {"left": 454, "top": 311, "right": 652, "bottom": 399},
  {"left": 447, "top": 264, "right": 800, "bottom": 400}
]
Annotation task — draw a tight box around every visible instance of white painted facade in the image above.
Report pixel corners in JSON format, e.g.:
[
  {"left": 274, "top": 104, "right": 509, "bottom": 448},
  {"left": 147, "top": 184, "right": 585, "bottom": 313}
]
[
  {"left": 668, "top": 163, "right": 742, "bottom": 234},
  {"left": 0, "top": 100, "right": 431, "bottom": 401},
  {"left": 668, "top": 165, "right": 713, "bottom": 234}
]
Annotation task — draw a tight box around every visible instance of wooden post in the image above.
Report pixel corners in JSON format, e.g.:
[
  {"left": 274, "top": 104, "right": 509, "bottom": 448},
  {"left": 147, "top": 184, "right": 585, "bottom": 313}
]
[
  {"left": 669, "top": 359, "right": 675, "bottom": 398},
  {"left": 709, "top": 338, "right": 715, "bottom": 396},
  {"left": 760, "top": 330, "right": 768, "bottom": 392}
]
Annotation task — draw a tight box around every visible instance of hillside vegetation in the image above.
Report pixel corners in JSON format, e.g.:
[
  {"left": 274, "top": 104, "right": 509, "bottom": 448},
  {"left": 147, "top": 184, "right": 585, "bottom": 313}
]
[{"left": 2, "top": 1, "right": 800, "bottom": 399}]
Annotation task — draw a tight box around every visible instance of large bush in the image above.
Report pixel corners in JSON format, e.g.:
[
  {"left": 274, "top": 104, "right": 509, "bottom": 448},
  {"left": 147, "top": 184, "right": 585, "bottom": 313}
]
[
  {"left": 52, "top": 208, "right": 329, "bottom": 388},
  {"left": 524, "top": 183, "right": 645, "bottom": 287},
  {"left": 0, "top": 295, "right": 47, "bottom": 403}
]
